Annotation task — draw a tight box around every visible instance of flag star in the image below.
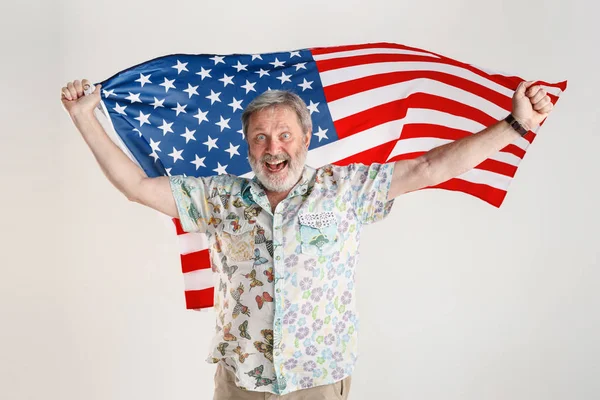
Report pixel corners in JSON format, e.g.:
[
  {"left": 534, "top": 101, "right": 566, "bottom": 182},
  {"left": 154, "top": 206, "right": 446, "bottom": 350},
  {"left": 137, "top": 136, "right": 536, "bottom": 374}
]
[
  {"left": 159, "top": 77, "right": 176, "bottom": 92},
  {"left": 196, "top": 67, "right": 212, "bottom": 80},
  {"left": 134, "top": 111, "right": 151, "bottom": 126},
  {"left": 237, "top": 128, "right": 245, "bottom": 139},
  {"left": 158, "top": 119, "right": 174, "bottom": 135},
  {"left": 215, "top": 115, "right": 231, "bottom": 132},
  {"left": 181, "top": 127, "right": 197, "bottom": 143},
  {"left": 165, "top": 168, "right": 172, "bottom": 175},
  {"left": 232, "top": 61, "right": 248, "bottom": 72},
  {"left": 191, "top": 154, "right": 206, "bottom": 170},
  {"left": 171, "top": 102, "right": 187, "bottom": 116},
  {"left": 314, "top": 126, "right": 329, "bottom": 142},
  {"left": 219, "top": 74, "right": 235, "bottom": 87},
  {"left": 203, "top": 135, "right": 218, "bottom": 151},
  {"left": 225, "top": 142, "right": 240, "bottom": 158},
  {"left": 269, "top": 58, "right": 285, "bottom": 68},
  {"left": 172, "top": 60, "right": 189, "bottom": 74},
  {"left": 169, "top": 147, "right": 184, "bottom": 163},
  {"left": 103, "top": 89, "right": 115, "bottom": 97},
  {"left": 193, "top": 108, "right": 209, "bottom": 124},
  {"left": 298, "top": 78, "right": 313, "bottom": 91},
  {"left": 228, "top": 97, "right": 244, "bottom": 112},
  {"left": 307, "top": 100, "right": 320, "bottom": 114},
  {"left": 135, "top": 73, "right": 152, "bottom": 87},
  {"left": 251, "top": 54, "right": 263, "bottom": 60},
  {"left": 183, "top": 84, "right": 199, "bottom": 98},
  {"left": 125, "top": 92, "right": 142, "bottom": 103},
  {"left": 113, "top": 103, "right": 127, "bottom": 115},
  {"left": 213, "top": 162, "right": 228, "bottom": 175},
  {"left": 150, "top": 97, "right": 165, "bottom": 109},
  {"left": 210, "top": 55, "right": 225, "bottom": 65},
  {"left": 289, "top": 51, "right": 301, "bottom": 58},
  {"left": 132, "top": 128, "right": 142, "bottom": 137},
  {"left": 255, "top": 68, "right": 270, "bottom": 78},
  {"left": 294, "top": 62, "right": 307, "bottom": 71},
  {"left": 276, "top": 71, "right": 292, "bottom": 84},
  {"left": 206, "top": 90, "right": 222, "bottom": 104},
  {"left": 149, "top": 138, "right": 161, "bottom": 153},
  {"left": 241, "top": 80, "right": 257, "bottom": 94},
  {"left": 149, "top": 151, "right": 160, "bottom": 162}
]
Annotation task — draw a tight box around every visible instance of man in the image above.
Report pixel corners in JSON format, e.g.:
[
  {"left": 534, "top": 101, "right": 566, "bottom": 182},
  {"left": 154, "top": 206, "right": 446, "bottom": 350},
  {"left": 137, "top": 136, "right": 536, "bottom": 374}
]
[{"left": 61, "top": 78, "right": 553, "bottom": 399}]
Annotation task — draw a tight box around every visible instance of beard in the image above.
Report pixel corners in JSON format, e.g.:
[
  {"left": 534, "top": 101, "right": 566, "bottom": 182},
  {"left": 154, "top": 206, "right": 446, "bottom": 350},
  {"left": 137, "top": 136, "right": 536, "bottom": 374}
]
[{"left": 248, "top": 145, "right": 307, "bottom": 193}]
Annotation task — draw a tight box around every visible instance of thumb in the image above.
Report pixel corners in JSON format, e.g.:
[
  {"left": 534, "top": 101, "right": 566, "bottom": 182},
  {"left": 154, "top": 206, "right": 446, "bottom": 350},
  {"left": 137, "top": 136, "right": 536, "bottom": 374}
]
[{"left": 515, "top": 80, "right": 535, "bottom": 97}]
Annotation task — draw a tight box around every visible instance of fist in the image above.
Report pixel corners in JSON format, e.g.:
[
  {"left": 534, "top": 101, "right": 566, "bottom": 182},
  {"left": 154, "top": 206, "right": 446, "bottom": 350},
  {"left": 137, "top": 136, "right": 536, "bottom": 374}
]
[
  {"left": 512, "top": 81, "right": 554, "bottom": 130},
  {"left": 60, "top": 79, "right": 102, "bottom": 117}
]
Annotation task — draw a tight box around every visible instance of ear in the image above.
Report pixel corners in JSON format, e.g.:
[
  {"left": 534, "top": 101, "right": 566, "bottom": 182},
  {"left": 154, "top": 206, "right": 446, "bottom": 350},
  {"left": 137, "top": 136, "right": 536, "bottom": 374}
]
[{"left": 303, "top": 130, "right": 311, "bottom": 149}]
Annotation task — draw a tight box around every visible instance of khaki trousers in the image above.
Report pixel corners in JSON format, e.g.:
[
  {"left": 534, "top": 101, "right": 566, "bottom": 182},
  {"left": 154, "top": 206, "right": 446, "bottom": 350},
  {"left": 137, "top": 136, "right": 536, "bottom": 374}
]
[{"left": 213, "top": 363, "right": 352, "bottom": 400}]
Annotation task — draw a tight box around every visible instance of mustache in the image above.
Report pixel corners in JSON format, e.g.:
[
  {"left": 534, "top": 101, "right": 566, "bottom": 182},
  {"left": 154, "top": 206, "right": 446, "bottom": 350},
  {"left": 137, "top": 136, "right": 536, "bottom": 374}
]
[{"left": 261, "top": 153, "right": 291, "bottom": 163}]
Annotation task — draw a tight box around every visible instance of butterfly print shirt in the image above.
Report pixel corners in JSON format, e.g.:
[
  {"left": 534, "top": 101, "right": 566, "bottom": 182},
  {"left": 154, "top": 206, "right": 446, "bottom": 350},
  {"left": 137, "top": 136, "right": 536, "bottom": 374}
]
[{"left": 169, "top": 162, "right": 395, "bottom": 395}]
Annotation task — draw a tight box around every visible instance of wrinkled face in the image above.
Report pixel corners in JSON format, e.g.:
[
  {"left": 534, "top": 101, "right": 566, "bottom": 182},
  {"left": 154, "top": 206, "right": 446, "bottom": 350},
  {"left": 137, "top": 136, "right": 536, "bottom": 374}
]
[{"left": 247, "top": 106, "right": 311, "bottom": 193}]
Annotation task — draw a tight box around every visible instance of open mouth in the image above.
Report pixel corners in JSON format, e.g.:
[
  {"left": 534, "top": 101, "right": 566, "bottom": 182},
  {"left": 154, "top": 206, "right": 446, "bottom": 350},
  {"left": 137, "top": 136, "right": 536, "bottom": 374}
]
[{"left": 265, "top": 160, "right": 288, "bottom": 173}]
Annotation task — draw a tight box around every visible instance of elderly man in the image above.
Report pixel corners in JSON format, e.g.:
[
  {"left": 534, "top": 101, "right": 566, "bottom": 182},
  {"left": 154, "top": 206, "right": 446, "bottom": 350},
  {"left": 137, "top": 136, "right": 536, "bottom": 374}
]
[{"left": 61, "top": 78, "right": 553, "bottom": 399}]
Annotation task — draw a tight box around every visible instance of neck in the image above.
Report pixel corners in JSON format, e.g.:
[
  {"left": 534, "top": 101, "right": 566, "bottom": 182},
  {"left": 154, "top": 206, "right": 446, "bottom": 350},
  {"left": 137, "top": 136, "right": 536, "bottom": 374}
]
[{"left": 265, "top": 189, "right": 292, "bottom": 211}]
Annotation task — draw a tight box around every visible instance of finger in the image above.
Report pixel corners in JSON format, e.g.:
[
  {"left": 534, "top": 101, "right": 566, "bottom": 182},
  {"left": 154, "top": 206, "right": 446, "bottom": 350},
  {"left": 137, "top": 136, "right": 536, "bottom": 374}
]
[
  {"left": 61, "top": 86, "right": 72, "bottom": 101},
  {"left": 66, "top": 82, "right": 78, "bottom": 100},
  {"left": 74, "top": 80, "right": 84, "bottom": 97},
  {"left": 515, "top": 80, "right": 534, "bottom": 97},
  {"left": 82, "top": 79, "right": 92, "bottom": 93},
  {"left": 526, "top": 85, "right": 543, "bottom": 99},
  {"left": 533, "top": 96, "right": 550, "bottom": 111},
  {"left": 530, "top": 88, "right": 547, "bottom": 104}
]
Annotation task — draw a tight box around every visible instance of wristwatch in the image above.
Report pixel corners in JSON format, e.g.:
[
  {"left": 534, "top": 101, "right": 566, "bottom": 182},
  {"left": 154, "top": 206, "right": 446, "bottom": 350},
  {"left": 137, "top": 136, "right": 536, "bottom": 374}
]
[{"left": 504, "top": 114, "right": 529, "bottom": 136}]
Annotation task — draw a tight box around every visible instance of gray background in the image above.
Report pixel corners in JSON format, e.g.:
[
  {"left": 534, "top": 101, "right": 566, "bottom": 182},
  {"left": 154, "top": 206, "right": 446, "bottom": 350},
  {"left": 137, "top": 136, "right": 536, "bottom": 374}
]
[{"left": 1, "top": 0, "right": 598, "bottom": 399}]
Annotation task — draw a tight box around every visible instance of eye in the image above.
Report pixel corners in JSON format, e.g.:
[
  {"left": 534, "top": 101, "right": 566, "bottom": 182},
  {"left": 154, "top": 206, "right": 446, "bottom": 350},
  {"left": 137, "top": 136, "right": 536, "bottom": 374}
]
[
  {"left": 255, "top": 134, "right": 266, "bottom": 142},
  {"left": 281, "top": 132, "right": 291, "bottom": 140}
]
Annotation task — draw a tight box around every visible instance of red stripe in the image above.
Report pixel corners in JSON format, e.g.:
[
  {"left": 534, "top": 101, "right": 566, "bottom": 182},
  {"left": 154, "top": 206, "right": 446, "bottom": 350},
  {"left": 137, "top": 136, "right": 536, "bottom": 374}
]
[
  {"left": 180, "top": 249, "right": 211, "bottom": 274},
  {"left": 185, "top": 287, "right": 215, "bottom": 310},
  {"left": 310, "top": 42, "right": 439, "bottom": 57},
  {"left": 332, "top": 140, "right": 398, "bottom": 166},
  {"left": 173, "top": 218, "right": 185, "bottom": 235},
  {"left": 430, "top": 178, "right": 507, "bottom": 208},
  {"left": 313, "top": 44, "right": 567, "bottom": 95}
]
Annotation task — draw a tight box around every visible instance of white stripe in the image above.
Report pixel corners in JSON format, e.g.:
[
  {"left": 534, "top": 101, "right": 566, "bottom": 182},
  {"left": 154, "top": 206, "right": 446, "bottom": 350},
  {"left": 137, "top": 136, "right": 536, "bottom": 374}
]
[
  {"left": 183, "top": 268, "right": 214, "bottom": 291},
  {"left": 468, "top": 63, "right": 563, "bottom": 97},
  {"left": 319, "top": 60, "right": 516, "bottom": 98},
  {"left": 313, "top": 47, "right": 440, "bottom": 61},
  {"left": 179, "top": 231, "right": 210, "bottom": 254},
  {"left": 455, "top": 168, "right": 511, "bottom": 191},
  {"left": 387, "top": 137, "right": 523, "bottom": 167}
]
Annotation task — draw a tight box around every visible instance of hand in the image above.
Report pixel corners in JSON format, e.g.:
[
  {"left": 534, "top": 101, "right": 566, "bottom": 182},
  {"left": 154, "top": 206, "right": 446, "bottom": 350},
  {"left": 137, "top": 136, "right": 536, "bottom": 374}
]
[
  {"left": 512, "top": 81, "right": 554, "bottom": 130},
  {"left": 61, "top": 79, "right": 102, "bottom": 118}
]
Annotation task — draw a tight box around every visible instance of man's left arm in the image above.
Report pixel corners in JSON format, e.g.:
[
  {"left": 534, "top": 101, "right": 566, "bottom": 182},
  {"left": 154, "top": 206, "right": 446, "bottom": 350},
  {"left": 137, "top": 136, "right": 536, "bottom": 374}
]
[{"left": 388, "top": 81, "right": 554, "bottom": 200}]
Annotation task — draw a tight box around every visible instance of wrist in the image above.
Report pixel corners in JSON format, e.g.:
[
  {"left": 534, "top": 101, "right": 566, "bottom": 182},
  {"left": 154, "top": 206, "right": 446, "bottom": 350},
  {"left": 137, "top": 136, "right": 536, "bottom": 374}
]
[
  {"left": 504, "top": 114, "right": 529, "bottom": 136},
  {"left": 71, "top": 109, "right": 97, "bottom": 124}
]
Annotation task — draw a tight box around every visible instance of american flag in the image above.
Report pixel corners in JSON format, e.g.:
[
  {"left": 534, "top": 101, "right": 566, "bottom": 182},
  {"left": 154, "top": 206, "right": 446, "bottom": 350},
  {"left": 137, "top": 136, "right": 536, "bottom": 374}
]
[{"left": 97, "top": 42, "right": 566, "bottom": 310}]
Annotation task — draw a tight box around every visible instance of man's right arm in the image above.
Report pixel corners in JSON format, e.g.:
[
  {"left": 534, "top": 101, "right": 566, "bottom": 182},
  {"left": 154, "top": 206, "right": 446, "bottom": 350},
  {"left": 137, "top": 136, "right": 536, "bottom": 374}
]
[{"left": 63, "top": 79, "right": 178, "bottom": 219}]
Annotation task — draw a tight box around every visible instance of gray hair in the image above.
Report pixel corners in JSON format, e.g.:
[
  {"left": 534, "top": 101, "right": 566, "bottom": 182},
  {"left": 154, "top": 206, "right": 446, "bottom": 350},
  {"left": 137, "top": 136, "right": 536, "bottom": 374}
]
[{"left": 241, "top": 90, "right": 312, "bottom": 137}]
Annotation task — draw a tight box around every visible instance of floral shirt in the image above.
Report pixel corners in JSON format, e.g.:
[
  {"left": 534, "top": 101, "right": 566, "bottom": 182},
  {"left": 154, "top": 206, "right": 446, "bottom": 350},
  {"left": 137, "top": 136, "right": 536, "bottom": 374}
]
[{"left": 169, "top": 162, "right": 395, "bottom": 395}]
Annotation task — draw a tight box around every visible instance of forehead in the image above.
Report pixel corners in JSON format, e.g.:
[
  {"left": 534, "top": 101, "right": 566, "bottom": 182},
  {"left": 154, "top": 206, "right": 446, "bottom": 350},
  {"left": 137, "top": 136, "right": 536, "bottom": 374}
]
[{"left": 248, "top": 106, "right": 301, "bottom": 132}]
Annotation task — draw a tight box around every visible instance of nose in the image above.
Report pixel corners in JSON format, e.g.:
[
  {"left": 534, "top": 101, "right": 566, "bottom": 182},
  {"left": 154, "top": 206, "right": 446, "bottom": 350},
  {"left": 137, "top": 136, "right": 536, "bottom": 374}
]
[{"left": 266, "top": 137, "right": 280, "bottom": 155}]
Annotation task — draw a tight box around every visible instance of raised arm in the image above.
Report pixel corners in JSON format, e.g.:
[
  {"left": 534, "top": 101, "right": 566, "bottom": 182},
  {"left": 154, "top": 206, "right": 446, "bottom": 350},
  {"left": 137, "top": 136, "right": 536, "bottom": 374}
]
[
  {"left": 388, "top": 81, "right": 554, "bottom": 199},
  {"left": 61, "top": 79, "right": 178, "bottom": 218}
]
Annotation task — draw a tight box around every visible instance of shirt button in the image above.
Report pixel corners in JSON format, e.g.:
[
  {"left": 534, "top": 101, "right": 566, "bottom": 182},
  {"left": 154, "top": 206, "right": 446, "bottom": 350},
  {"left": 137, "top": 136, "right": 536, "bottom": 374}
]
[
  {"left": 276, "top": 288, "right": 281, "bottom": 293},
  {"left": 276, "top": 256, "right": 281, "bottom": 260}
]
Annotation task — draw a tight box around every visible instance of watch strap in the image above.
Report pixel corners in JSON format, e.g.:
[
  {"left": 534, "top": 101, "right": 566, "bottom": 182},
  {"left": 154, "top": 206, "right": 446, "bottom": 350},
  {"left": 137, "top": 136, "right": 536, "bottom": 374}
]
[{"left": 504, "top": 114, "right": 529, "bottom": 136}]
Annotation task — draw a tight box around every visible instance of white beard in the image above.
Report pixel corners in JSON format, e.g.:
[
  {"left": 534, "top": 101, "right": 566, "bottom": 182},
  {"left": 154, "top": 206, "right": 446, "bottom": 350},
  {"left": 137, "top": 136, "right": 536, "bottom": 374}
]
[{"left": 249, "top": 145, "right": 307, "bottom": 192}]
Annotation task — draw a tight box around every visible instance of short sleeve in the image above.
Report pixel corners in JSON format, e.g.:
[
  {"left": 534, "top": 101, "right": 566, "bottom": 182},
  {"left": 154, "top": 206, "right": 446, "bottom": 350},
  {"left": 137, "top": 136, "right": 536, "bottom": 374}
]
[
  {"left": 169, "top": 175, "right": 212, "bottom": 233},
  {"left": 344, "top": 162, "right": 395, "bottom": 225}
]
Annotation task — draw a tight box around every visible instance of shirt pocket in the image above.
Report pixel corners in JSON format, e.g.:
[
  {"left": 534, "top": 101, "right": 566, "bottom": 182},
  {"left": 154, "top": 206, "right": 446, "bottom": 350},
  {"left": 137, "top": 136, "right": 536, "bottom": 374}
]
[
  {"left": 218, "top": 220, "right": 256, "bottom": 263},
  {"left": 298, "top": 211, "right": 340, "bottom": 256}
]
